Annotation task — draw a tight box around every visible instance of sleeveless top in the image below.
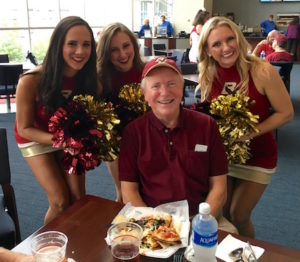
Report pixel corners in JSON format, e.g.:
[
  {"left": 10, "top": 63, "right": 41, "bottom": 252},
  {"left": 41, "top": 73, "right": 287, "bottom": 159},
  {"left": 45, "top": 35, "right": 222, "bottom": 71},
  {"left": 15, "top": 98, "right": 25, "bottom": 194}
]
[
  {"left": 15, "top": 76, "right": 76, "bottom": 144},
  {"left": 210, "top": 65, "right": 277, "bottom": 169},
  {"left": 108, "top": 66, "right": 142, "bottom": 104}
]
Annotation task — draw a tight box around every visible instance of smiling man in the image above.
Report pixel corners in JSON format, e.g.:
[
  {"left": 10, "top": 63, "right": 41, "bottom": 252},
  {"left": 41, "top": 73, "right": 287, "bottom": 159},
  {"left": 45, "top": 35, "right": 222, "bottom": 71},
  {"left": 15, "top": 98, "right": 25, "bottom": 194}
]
[{"left": 118, "top": 57, "right": 236, "bottom": 232}]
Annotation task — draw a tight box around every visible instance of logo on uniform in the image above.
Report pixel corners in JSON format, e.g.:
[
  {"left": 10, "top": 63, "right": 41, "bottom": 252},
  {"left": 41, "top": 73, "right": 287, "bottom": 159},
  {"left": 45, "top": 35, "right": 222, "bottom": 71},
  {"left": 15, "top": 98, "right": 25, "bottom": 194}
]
[{"left": 221, "top": 82, "right": 237, "bottom": 95}]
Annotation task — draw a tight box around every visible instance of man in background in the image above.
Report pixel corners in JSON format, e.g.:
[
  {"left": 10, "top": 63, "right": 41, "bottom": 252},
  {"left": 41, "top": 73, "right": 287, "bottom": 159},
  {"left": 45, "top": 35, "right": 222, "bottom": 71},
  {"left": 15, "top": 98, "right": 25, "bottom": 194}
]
[
  {"left": 260, "top": 14, "right": 278, "bottom": 36},
  {"left": 159, "top": 15, "right": 174, "bottom": 37},
  {"left": 252, "top": 29, "right": 279, "bottom": 57}
]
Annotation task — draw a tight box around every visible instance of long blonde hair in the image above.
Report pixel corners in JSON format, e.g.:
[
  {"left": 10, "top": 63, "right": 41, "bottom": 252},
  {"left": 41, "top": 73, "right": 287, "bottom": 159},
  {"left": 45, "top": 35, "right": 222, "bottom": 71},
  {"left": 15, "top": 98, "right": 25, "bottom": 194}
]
[{"left": 197, "top": 16, "right": 262, "bottom": 101}]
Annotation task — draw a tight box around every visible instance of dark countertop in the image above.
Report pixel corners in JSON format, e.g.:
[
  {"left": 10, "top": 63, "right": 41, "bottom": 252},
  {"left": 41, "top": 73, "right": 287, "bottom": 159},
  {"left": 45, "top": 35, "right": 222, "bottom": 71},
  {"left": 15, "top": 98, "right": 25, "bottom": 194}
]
[{"left": 243, "top": 32, "right": 264, "bottom": 38}]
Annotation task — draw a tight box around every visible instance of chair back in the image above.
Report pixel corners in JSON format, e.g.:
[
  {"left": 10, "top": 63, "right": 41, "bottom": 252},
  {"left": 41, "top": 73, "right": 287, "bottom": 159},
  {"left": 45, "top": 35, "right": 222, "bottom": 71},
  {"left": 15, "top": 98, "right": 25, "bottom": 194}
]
[
  {"left": 0, "top": 54, "right": 9, "bottom": 63},
  {"left": 0, "top": 64, "right": 23, "bottom": 86},
  {"left": 0, "top": 128, "right": 21, "bottom": 245},
  {"left": 183, "top": 48, "right": 190, "bottom": 63},
  {"left": 180, "top": 63, "right": 198, "bottom": 74},
  {"left": 153, "top": 43, "right": 166, "bottom": 50},
  {"left": 270, "top": 61, "right": 293, "bottom": 93}
]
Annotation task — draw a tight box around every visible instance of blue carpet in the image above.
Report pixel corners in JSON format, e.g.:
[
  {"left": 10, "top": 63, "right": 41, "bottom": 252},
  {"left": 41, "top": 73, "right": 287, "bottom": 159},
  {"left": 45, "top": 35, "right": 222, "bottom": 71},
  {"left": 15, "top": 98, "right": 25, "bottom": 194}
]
[{"left": 0, "top": 65, "right": 299, "bottom": 250}]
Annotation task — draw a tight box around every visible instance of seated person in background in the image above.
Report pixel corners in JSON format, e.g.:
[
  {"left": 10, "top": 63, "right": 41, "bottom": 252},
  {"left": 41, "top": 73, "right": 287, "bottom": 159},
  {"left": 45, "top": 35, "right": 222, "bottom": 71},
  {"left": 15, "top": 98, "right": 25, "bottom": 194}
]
[
  {"left": 159, "top": 15, "right": 174, "bottom": 37},
  {"left": 260, "top": 14, "right": 278, "bottom": 36},
  {"left": 0, "top": 247, "right": 33, "bottom": 262},
  {"left": 138, "top": 19, "right": 152, "bottom": 37},
  {"left": 189, "top": 9, "right": 210, "bottom": 63},
  {"left": 252, "top": 29, "right": 279, "bottom": 57},
  {"left": 266, "top": 34, "right": 293, "bottom": 62},
  {"left": 119, "top": 57, "right": 237, "bottom": 233}
]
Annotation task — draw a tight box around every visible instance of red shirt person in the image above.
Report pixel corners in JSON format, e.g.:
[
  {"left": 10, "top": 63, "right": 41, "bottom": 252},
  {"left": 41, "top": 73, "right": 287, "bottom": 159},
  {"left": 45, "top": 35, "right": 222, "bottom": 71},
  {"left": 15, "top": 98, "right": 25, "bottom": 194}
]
[
  {"left": 119, "top": 57, "right": 228, "bottom": 219},
  {"left": 253, "top": 30, "right": 279, "bottom": 57},
  {"left": 266, "top": 34, "right": 293, "bottom": 62}
]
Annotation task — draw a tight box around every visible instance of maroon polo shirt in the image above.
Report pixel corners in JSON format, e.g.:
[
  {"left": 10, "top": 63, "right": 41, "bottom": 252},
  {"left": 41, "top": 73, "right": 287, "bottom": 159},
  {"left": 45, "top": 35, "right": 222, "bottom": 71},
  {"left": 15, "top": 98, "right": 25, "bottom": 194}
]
[
  {"left": 257, "top": 43, "right": 274, "bottom": 57},
  {"left": 119, "top": 108, "right": 228, "bottom": 215}
]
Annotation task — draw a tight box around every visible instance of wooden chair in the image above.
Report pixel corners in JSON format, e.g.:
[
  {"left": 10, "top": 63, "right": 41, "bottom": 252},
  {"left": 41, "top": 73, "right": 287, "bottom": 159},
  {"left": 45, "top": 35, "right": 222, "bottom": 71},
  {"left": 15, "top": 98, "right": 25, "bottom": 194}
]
[
  {"left": 0, "top": 128, "right": 21, "bottom": 248},
  {"left": 0, "top": 64, "right": 23, "bottom": 111}
]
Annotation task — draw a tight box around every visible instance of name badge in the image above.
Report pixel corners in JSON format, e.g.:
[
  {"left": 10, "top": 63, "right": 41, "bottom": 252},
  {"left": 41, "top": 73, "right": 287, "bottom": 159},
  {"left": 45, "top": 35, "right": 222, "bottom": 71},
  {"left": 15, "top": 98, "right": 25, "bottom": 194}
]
[{"left": 195, "top": 144, "right": 207, "bottom": 152}]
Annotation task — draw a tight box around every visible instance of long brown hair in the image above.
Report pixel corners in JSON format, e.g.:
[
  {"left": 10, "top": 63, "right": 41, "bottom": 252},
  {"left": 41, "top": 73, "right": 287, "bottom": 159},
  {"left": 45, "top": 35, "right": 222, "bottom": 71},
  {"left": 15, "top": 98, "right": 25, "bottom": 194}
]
[
  {"left": 96, "top": 22, "right": 145, "bottom": 98},
  {"left": 39, "top": 16, "right": 98, "bottom": 110}
]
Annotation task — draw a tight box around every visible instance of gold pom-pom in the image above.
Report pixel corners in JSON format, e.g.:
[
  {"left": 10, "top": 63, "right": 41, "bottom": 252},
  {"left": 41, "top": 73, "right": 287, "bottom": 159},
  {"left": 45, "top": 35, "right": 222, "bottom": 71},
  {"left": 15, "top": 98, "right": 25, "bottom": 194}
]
[
  {"left": 210, "top": 93, "right": 259, "bottom": 164},
  {"left": 119, "top": 83, "right": 150, "bottom": 114},
  {"left": 73, "top": 95, "right": 120, "bottom": 161}
]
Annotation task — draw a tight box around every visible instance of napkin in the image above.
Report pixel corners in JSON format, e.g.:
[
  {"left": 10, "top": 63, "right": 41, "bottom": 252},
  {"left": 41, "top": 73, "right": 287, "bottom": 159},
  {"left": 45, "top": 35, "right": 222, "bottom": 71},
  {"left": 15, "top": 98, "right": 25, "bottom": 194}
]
[
  {"left": 184, "top": 234, "right": 265, "bottom": 262},
  {"left": 215, "top": 234, "right": 265, "bottom": 262}
]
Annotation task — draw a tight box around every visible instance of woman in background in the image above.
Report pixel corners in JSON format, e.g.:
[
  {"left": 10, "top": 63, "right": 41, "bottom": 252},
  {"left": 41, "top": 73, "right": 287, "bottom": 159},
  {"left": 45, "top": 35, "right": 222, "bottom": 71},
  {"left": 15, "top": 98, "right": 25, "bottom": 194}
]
[
  {"left": 15, "top": 16, "right": 99, "bottom": 224},
  {"left": 197, "top": 17, "right": 294, "bottom": 237},
  {"left": 96, "top": 22, "right": 145, "bottom": 202},
  {"left": 189, "top": 9, "right": 210, "bottom": 63},
  {"left": 286, "top": 17, "right": 300, "bottom": 60},
  {"left": 138, "top": 18, "right": 152, "bottom": 37}
]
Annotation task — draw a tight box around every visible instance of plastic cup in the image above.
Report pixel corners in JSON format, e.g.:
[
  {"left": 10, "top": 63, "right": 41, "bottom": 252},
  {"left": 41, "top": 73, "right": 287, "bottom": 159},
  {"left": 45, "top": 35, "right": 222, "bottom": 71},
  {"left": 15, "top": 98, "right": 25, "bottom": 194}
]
[
  {"left": 30, "top": 231, "right": 68, "bottom": 262},
  {"left": 108, "top": 222, "right": 143, "bottom": 262}
]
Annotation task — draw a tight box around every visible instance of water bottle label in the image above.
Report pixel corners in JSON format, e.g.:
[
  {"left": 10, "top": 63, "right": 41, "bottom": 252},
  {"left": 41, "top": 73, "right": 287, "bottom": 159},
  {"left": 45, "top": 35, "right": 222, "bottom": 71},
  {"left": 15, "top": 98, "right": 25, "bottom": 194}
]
[{"left": 192, "top": 230, "right": 218, "bottom": 248}]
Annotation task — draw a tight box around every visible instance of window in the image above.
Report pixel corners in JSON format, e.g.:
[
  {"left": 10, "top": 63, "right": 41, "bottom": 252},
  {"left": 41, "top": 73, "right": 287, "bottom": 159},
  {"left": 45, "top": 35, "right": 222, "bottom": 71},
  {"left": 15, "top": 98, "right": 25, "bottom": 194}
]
[
  {"left": 134, "top": 0, "right": 173, "bottom": 32},
  {"left": 0, "top": 0, "right": 132, "bottom": 63}
]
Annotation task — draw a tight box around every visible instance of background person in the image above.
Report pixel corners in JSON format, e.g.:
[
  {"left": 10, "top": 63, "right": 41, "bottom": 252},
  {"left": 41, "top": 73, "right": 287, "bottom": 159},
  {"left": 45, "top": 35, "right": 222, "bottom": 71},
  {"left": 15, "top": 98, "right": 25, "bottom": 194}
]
[
  {"left": 159, "top": 15, "right": 174, "bottom": 37},
  {"left": 14, "top": 16, "right": 99, "bottom": 224},
  {"left": 119, "top": 57, "right": 237, "bottom": 233},
  {"left": 198, "top": 16, "right": 294, "bottom": 237},
  {"left": 96, "top": 22, "right": 145, "bottom": 202},
  {"left": 266, "top": 34, "right": 293, "bottom": 62},
  {"left": 138, "top": 18, "right": 152, "bottom": 37},
  {"left": 260, "top": 14, "right": 278, "bottom": 36},
  {"left": 189, "top": 9, "right": 210, "bottom": 63},
  {"left": 252, "top": 29, "right": 279, "bottom": 57},
  {"left": 286, "top": 17, "right": 300, "bottom": 60}
]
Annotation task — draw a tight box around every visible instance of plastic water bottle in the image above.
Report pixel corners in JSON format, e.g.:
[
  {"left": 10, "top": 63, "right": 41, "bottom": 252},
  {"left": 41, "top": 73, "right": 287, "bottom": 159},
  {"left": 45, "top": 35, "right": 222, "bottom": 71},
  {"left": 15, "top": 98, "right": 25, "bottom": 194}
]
[
  {"left": 192, "top": 202, "right": 218, "bottom": 262},
  {"left": 260, "top": 50, "right": 265, "bottom": 59}
]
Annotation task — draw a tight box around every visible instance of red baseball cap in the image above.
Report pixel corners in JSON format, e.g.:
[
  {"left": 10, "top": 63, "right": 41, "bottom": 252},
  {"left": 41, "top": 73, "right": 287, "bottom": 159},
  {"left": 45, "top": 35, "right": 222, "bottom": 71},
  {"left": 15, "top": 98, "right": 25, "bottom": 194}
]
[
  {"left": 142, "top": 57, "right": 182, "bottom": 78},
  {"left": 275, "top": 34, "right": 287, "bottom": 44}
]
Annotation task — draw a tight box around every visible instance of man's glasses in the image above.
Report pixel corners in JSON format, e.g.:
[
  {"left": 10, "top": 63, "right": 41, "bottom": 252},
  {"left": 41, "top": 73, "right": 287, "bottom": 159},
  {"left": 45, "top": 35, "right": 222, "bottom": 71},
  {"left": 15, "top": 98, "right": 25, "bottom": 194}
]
[{"left": 229, "top": 242, "right": 257, "bottom": 262}]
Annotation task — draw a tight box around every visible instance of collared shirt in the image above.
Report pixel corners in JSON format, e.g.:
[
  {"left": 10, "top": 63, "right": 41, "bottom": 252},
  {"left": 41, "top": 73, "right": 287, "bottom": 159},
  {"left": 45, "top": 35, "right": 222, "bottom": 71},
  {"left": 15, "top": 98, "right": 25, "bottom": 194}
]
[
  {"left": 119, "top": 108, "right": 228, "bottom": 215},
  {"left": 160, "top": 21, "right": 174, "bottom": 36}
]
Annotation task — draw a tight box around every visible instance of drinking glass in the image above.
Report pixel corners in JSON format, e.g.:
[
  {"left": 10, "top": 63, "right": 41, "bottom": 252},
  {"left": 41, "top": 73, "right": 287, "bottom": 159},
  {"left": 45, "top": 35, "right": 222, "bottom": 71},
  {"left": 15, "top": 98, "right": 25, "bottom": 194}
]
[
  {"left": 108, "top": 222, "right": 143, "bottom": 262},
  {"left": 31, "top": 231, "right": 68, "bottom": 262}
]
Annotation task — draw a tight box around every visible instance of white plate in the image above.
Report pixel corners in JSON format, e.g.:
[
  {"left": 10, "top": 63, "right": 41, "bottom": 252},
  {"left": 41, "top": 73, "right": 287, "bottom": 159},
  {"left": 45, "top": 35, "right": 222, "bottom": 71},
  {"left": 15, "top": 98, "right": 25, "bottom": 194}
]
[{"left": 109, "top": 200, "right": 190, "bottom": 259}]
